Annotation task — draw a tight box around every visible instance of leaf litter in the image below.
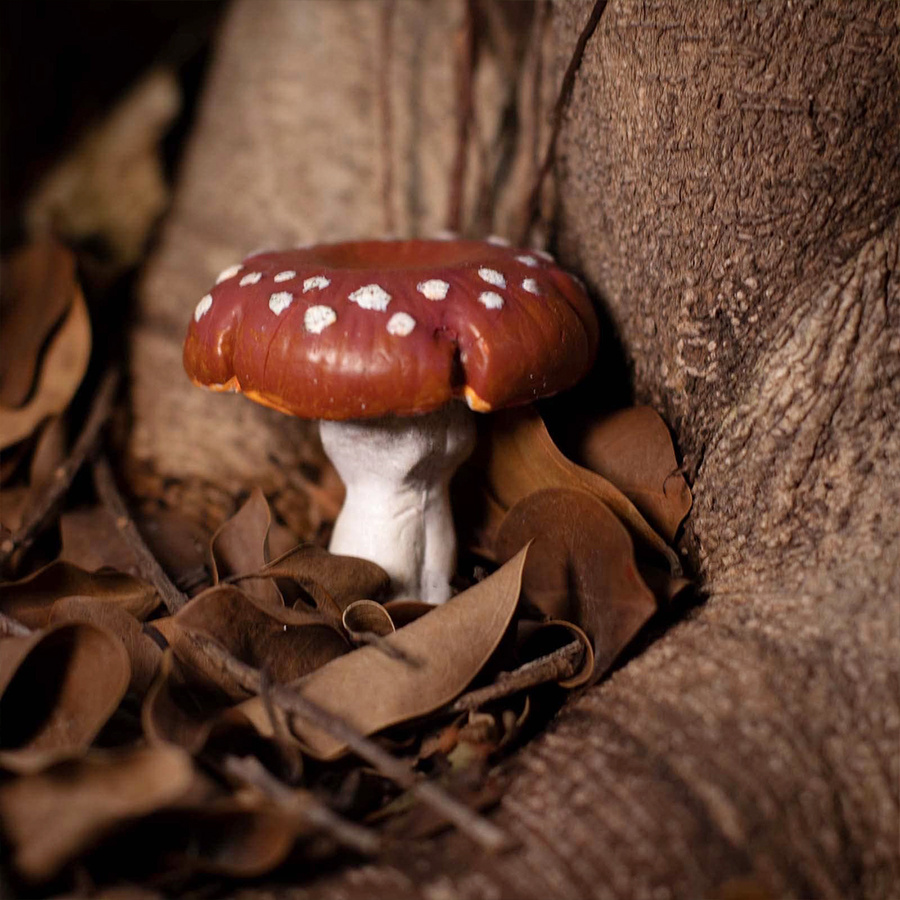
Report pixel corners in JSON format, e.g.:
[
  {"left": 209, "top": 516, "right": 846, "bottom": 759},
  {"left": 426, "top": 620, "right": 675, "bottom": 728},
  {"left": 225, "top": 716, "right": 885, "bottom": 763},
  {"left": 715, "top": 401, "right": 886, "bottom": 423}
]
[{"left": 0, "top": 238, "right": 692, "bottom": 893}]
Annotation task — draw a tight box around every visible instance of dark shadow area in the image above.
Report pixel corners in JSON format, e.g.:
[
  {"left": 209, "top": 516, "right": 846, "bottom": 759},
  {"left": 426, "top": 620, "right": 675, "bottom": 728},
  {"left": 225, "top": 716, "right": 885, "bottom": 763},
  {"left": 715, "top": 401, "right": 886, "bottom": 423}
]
[{"left": 1, "top": 0, "right": 227, "bottom": 249}]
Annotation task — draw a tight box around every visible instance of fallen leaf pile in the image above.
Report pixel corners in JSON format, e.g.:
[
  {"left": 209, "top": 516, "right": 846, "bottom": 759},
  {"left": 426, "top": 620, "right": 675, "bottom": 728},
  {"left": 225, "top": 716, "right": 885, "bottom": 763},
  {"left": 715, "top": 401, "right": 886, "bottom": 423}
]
[{"left": 0, "top": 240, "right": 693, "bottom": 896}]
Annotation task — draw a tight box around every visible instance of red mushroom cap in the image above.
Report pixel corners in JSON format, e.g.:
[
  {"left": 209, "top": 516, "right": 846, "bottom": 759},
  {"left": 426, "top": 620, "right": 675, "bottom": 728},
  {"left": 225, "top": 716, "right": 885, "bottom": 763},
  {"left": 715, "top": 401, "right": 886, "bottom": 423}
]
[{"left": 183, "top": 239, "right": 598, "bottom": 419}]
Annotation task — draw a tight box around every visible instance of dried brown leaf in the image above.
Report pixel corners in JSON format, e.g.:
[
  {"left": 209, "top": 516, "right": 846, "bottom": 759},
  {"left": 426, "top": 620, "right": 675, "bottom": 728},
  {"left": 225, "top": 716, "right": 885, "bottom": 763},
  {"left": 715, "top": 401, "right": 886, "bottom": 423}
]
[
  {"left": 60, "top": 506, "right": 145, "bottom": 577},
  {"left": 48, "top": 596, "right": 163, "bottom": 696},
  {"left": 496, "top": 488, "right": 657, "bottom": 684},
  {"left": 0, "top": 744, "right": 196, "bottom": 881},
  {"left": 474, "top": 407, "right": 679, "bottom": 568},
  {"left": 0, "top": 286, "right": 91, "bottom": 450},
  {"left": 1, "top": 418, "right": 67, "bottom": 554},
  {"left": 210, "top": 487, "right": 280, "bottom": 607},
  {"left": 577, "top": 406, "right": 692, "bottom": 541},
  {"left": 0, "top": 561, "right": 159, "bottom": 628},
  {"left": 152, "top": 584, "right": 348, "bottom": 701},
  {"left": 28, "top": 415, "right": 67, "bottom": 487},
  {"left": 61, "top": 506, "right": 211, "bottom": 597},
  {"left": 142, "top": 651, "right": 306, "bottom": 786},
  {"left": 0, "top": 241, "right": 76, "bottom": 409},
  {"left": 263, "top": 543, "right": 391, "bottom": 612},
  {"left": 515, "top": 620, "right": 595, "bottom": 688},
  {"left": 138, "top": 507, "right": 211, "bottom": 595},
  {"left": 158, "top": 796, "right": 298, "bottom": 878},
  {"left": 141, "top": 650, "right": 220, "bottom": 752},
  {"left": 0, "top": 621, "right": 131, "bottom": 772},
  {"left": 342, "top": 599, "right": 395, "bottom": 643},
  {"left": 0, "top": 485, "right": 31, "bottom": 535},
  {"left": 238, "top": 546, "right": 529, "bottom": 760}
]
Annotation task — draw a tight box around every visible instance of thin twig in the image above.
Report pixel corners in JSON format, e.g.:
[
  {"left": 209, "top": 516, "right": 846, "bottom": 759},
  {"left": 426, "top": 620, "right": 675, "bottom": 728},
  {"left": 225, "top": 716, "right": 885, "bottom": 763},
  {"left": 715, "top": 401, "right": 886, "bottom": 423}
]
[
  {"left": 449, "top": 640, "right": 585, "bottom": 713},
  {"left": 186, "top": 630, "right": 510, "bottom": 853},
  {"left": 0, "top": 368, "right": 119, "bottom": 568},
  {"left": 516, "top": 0, "right": 609, "bottom": 246},
  {"left": 0, "top": 611, "right": 32, "bottom": 638},
  {"left": 92, "top": 453, "right": 188, "bottom": 614},
  {"left": 225, "top": 755, "right": 382, "bottom": 856}
]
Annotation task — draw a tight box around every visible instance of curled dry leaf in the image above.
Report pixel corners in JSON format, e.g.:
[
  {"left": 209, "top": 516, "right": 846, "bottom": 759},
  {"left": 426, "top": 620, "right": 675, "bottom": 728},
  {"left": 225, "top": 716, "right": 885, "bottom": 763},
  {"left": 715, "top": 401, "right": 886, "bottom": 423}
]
[
  {"left": 262, "top": 543, "right": 391, "bottom": 612},
  {"left": 152, "top": 584, "right": 349, "bottom": 701},
  {"left": 211, "top": 487, "right": 280, "bottom": 607},
  {"left": 210, "top": 487, "right": 390, "bottom": 611},
  {"left": 141, "top": 650, "right": 221, "bottom": 753},
  {"left": 515, "top": 620, "right": 595, "bottom": 689},
  {"left": 0, "top": 285, "right": 92, "bottom": 451},
  {"left": 2, "top": 416, "right": 70, "bottom": 536},
  {"left": 0, "top": 561, "right": 159, "bottom": 628},
  {"left": 472, "top": 407, "right": 678, "bottom": 569},
  {"left": 0, "top": 621, "right": 131, "bottom": 772},
  {"left": 142, "top": 651, "right": 307, "bottom": 786},
  {"left": 48, "top": 596, "right": 163, "bottom": 696},
  {"left": 0, "top": 241, "right": 76, "bottom": 410},
  {"left": 239, "top": 546, "right": 529, "bottom": 760},
  {"left": 0, "top": 744, "right": 196, "bottom": 882},
  {"left": 138, "top": 507, "right": 212, "bottom": 596},
  {"left": 60, "top": 506, "right": 146, "bottom": 578},
  {"left": 62, "top": 506, "right": 212, "bottom": 596},
  {"left": 343, "top": 599, "right": 395, "bottom": 644},
  {"left": 156, "top": 796, "right": 299, "bottom": 879},
  {"left": 577, "top": 406, "right": 692, "bottom": 542},
  {"left": 495, "top": 488, "right": 658, "bottom": 685}
]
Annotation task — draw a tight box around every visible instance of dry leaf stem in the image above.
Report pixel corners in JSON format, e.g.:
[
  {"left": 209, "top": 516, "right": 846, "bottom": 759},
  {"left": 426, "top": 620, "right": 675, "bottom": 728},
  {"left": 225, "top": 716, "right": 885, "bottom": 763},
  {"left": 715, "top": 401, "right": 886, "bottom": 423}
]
[
  {"left": 225, "top": 755, "right": 382, "bottom": 856},
  {"left": 449, "top": 640, "right": 584, "bottom": 713},
  {"left": 92, "top": 453, "right": 188, "bottom": 614},
  {"left": 0, "top": 368, "right": 119, "bottom": 569},
  {"left": 186, "top": 630, "right": 510, "bottom": 853}
]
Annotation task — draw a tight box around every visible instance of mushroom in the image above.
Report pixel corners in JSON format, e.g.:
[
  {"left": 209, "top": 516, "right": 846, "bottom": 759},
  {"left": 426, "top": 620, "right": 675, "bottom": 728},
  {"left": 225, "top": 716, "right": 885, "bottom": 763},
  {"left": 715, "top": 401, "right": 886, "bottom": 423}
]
[{"left": 183, "top": 239, "right": 598, "bottom": 603}]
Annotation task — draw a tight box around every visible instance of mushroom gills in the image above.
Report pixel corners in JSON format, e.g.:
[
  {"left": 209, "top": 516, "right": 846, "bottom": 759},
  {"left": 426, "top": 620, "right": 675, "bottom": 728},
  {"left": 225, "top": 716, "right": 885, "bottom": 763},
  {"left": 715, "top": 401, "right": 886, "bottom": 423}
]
[{"left": 319, "top": 402, "right": 476, "bottom": 604}]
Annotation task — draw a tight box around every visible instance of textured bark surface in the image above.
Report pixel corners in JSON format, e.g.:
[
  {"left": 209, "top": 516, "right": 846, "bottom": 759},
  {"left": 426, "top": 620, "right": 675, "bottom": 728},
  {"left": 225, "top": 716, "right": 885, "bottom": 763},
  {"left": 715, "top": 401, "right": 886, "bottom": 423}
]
[{"left": 129, "top": 1, "right": 899, "bottom": 897}]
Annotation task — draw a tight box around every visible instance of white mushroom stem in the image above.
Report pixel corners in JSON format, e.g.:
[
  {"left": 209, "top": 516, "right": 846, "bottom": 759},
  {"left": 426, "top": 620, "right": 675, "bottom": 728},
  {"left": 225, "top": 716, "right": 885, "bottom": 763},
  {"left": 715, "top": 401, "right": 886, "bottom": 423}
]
[{"left": 319, "top": 403, "right": 476, "bottom": 604}]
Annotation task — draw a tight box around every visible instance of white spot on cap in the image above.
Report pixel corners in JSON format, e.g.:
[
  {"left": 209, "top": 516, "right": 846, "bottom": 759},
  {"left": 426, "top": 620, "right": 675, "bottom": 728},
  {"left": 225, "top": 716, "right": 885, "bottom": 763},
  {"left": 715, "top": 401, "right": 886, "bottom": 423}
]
[
  {"left": 479, "top": 291, "right": 504, "bottom": 310},
  {"left": 305, "top": 305, "right": 337, "bottom": 333},
  {"left": 216, "top": 264, "right": 243, "bottom": 284},
  {"left": 535, "top": 249, "right": 555, "bottom": 261},
  {"left": 274, "top": 270, "right": 296, "bottom": 283},
  {"left": 487, "top": 235, "right": 510, "bottom": 246},
  {"left": 349, "top": 284, "right": 391, "bottom": 311},
  {"left": 417, "top": 279, "right": 450, "bottom": 301},
  {"left": 194, "top": 295, "right": 213, "bottom": 322},
  {"left": 269, "top": 291, "right": 294, "bottom": 315},
  {"left": 478, "top": 268, "right": 506, "bottom": 289},
  {"left": 303, "top": 276, "right": 330, "bottom": 292},
  {"left": 433, "top": 230, "right": 458, "bottom": 241},
  {"left": 387, "top": 312, "right": 416, "bottom": 336},
  {"left": 522, "top": 278, "right": 540, "bottom": 295},
  {"left": 240, "top": 272, "right": 262, "bottom": 286},
  {"left": 516, "top": 255, "right": 539, "bottom": 267}
]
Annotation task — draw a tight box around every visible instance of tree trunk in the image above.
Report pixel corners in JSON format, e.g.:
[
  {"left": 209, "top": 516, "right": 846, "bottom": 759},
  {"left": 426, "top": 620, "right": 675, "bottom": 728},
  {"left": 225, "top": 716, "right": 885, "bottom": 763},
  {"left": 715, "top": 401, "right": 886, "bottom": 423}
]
[{"left": 129, "top": 1, "right": 900, "bottom": 897}]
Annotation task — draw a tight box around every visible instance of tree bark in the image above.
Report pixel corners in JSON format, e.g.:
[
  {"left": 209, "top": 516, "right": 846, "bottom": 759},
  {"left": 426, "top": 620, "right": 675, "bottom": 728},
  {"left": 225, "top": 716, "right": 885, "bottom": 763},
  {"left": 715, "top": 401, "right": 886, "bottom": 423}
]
[{"left": 129, "top": 1, "right": 900, "bottom": 897}]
